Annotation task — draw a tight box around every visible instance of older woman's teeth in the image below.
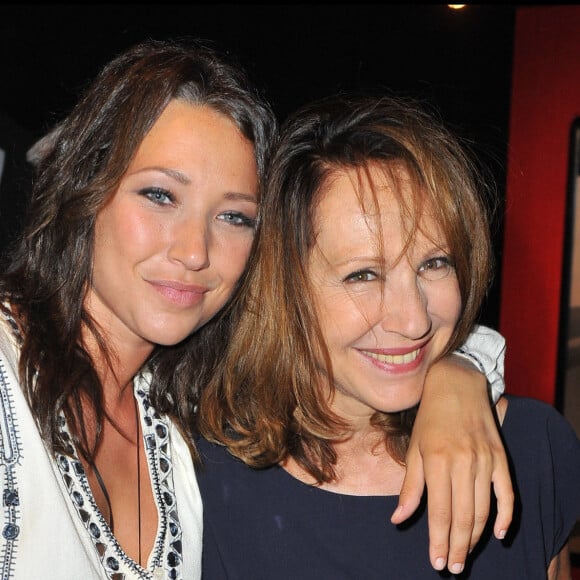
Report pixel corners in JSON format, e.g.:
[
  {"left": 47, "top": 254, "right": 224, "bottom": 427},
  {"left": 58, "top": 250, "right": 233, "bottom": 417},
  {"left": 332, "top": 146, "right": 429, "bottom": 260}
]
[{"left": 364, "top": 349, "right": 420, "bottom": 364}]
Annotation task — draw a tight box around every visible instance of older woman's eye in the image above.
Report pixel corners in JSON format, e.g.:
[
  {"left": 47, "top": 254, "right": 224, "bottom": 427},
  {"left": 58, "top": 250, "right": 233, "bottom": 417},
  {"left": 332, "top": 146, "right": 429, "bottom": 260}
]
[
  {"left": 344, "top": 270, "right": 377, "bottom": 283},
  {"left": 418, "top": 256, "right": 455, "bottom": 280}
]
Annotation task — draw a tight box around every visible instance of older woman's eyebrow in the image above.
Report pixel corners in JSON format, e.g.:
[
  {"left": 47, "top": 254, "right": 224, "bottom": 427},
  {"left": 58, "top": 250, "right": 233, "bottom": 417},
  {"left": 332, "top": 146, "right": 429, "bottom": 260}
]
[{"left": 336, "top": 255, "right": 382, "bottom": 265}]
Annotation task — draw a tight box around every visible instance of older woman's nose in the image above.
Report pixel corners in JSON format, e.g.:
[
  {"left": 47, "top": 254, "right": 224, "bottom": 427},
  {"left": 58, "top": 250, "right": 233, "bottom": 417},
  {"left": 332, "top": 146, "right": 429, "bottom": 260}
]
[{"left": 380, "top": 277, "right": 432, "bottom": 340}]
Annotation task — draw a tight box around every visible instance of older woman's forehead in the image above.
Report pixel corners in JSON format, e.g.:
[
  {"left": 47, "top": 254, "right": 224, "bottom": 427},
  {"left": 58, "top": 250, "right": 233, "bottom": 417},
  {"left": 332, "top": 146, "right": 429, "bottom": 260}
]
[
  {"left": 311, "top": 164, "right": 449, "bottom": 253},
  {"left": 315, "top": 163, "right": 425, "bottom": 216}
]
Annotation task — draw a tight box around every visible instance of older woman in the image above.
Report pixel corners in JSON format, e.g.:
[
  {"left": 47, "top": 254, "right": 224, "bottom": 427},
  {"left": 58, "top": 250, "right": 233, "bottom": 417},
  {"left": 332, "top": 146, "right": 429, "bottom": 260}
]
[{"left": 197, "top": 94, "right": 580, "bottom": 578}]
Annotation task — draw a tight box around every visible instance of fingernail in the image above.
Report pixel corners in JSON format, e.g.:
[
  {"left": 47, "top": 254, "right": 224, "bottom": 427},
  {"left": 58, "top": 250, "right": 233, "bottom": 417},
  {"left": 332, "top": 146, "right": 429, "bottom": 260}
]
[
  {"left": 450, "top": 563, "right": 464, "bottom": 574},
  {"left": 434, "top": 558, "right": 446, "bottom": 570},
  {"left": 391, "top": 505, "right": 403, "bottom": 519},
  {"left": 497, "top": 529, "right": 506, "bottom": 539}
]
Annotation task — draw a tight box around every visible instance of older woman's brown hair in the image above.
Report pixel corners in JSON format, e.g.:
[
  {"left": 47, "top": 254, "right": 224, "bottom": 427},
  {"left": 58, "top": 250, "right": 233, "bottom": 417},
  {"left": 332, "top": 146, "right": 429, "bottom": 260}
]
[{"left": 199, "top": 94, "right": 496, "bottom": 481}]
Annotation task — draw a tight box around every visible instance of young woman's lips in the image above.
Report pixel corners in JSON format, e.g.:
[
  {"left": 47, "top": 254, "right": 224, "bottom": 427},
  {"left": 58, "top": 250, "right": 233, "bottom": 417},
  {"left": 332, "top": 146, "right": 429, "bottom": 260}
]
[{"left": 148, "top": 280, "right": 209, "bottom": 307}]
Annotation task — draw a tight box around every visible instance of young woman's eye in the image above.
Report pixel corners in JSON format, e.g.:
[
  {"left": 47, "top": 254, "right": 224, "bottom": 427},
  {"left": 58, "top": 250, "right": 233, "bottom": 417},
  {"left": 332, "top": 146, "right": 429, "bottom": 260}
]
[
  {"left": 140, "top": 187, "right": 174, "bottom": 205},
  {"left": 418, "top": 256, "right": 455, "bottom": 280},
  {"left": 217, "top": 211, "right": 256, "bottom": 229},
  {"left": 344, "top": 269, "right": 377, "bottom": 283}
]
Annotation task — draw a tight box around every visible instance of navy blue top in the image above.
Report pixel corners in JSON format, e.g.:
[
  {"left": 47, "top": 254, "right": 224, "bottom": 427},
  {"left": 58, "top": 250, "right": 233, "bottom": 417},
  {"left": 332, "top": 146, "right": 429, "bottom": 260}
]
[{"left": 196, "top": 396, "right": 580, "bottom": 579}]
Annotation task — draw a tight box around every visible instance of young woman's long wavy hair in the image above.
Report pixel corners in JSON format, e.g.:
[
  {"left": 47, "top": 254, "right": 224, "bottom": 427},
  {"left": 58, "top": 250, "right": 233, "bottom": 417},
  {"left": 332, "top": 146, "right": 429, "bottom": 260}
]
[
  {"left": 0, "top": 38, "right": 277, "bottom": 461},
  {"left": 199, "top": 94, "right": 496, "bottom": 481}
]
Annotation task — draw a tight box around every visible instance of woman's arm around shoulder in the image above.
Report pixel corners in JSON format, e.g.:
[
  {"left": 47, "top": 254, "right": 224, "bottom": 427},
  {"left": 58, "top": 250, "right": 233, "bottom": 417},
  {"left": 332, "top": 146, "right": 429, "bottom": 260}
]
[{"left": 391, "top": 325, "right": 513, "bottom": 574}]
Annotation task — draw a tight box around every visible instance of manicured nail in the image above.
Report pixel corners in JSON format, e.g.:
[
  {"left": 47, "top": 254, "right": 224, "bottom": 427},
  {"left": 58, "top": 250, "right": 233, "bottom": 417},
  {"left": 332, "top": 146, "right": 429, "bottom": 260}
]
[
  {"left": 434, "top": 558, "right": 446, "bottom": 570},
  {"left": 450, "top": 563, "right": 464, "bottom": 574}
]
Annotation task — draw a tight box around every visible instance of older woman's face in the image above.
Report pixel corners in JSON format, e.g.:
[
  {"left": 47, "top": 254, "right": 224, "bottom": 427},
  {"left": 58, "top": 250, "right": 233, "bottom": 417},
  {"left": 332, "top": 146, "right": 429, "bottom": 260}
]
[
  {"left": 87, "top": 100, "right": 258, "bottom": 353},
  {"left": 308, "top": 165, "right": 461, "bottom": 420}
]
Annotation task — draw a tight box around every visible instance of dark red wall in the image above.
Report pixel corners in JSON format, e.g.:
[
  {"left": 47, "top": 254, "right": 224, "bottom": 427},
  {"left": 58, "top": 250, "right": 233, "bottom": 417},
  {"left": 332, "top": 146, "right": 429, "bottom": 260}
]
[{"left": 500, "top": 6, "right": 580, "bottom": 402}]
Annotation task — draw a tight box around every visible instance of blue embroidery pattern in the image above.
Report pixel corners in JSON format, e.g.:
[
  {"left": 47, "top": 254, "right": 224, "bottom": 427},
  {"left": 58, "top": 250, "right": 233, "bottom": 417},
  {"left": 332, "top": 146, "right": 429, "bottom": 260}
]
[{"left": 0, "top": 357, "right": 21, "bottom": 580}]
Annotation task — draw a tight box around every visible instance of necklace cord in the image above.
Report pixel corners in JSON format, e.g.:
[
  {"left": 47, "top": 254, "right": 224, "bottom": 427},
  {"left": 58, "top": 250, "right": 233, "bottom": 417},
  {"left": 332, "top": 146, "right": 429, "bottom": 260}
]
[
  {"left": 84, "top": 396, "right": 143, "bottom": 566},
  {"left": 135, "top": 397, "right": 142, "bottom": 567}
]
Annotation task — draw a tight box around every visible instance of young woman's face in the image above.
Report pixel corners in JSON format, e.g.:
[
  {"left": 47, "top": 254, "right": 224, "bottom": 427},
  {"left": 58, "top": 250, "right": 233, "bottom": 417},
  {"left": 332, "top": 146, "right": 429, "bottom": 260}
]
[
  {"left": 308, "top": 165, "right": 461, "bottom": 421},
  {"left": 87, "top": 100, "right": 258, "bottom": 352}
]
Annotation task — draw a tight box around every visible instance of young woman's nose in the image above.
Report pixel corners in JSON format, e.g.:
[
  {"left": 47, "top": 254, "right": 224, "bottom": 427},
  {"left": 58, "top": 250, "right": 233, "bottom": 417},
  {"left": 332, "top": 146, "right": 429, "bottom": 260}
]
[
  {"left": 168, "top": 217, "right": 211, "bottom": 270},
  {"left": 380, "top": 277, "right": 432, "bottom": 340}
]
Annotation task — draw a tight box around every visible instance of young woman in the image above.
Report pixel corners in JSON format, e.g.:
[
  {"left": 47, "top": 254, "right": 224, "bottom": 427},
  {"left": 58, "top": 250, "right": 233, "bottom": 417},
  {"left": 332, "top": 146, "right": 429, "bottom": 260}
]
[
  {"left": 197, "top": 94, "right": 580, "bottom": 578},
  {"left": 1, "top": 40, "right": 510, "bottom": 578}
]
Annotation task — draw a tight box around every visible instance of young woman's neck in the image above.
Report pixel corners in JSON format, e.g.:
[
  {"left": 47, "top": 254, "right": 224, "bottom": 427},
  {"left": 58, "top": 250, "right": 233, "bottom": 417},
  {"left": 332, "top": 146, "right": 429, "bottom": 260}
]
[{"left": 82, "top": 326, "right": 154, "bottom": 398}]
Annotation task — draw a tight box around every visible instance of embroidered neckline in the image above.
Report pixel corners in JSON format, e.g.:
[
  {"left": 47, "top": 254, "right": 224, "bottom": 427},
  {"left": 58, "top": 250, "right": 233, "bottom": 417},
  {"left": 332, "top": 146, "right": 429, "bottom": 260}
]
[{"left": 55, "top": 379, "right": 184, "bottom": 579}]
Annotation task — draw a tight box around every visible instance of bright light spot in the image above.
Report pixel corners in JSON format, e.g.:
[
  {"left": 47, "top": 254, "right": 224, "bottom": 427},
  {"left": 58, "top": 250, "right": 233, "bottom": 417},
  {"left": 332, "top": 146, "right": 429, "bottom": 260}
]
[{"left": 448, "top": 4, "right": 466, "bottom": 9}]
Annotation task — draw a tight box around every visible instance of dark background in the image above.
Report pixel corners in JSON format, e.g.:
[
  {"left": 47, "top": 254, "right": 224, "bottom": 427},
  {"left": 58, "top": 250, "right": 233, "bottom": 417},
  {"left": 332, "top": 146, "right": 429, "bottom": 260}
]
[{"left": 0, "top": 3, "right": 517, "bottom": 326}]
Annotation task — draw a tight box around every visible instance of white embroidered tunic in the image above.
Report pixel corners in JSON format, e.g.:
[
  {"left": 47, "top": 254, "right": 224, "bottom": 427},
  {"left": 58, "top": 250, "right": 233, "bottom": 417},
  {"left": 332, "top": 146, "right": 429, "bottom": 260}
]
[{"left": 0, "top": 316, "right": 202, "bottom": 579}]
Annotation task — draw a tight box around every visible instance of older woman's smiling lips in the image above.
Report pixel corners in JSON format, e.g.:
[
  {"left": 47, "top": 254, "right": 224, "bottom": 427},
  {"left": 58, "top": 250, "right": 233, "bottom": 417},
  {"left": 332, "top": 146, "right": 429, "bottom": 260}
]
[{"left": 358, "top": 340, "right": 431, "bottom": 372}]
